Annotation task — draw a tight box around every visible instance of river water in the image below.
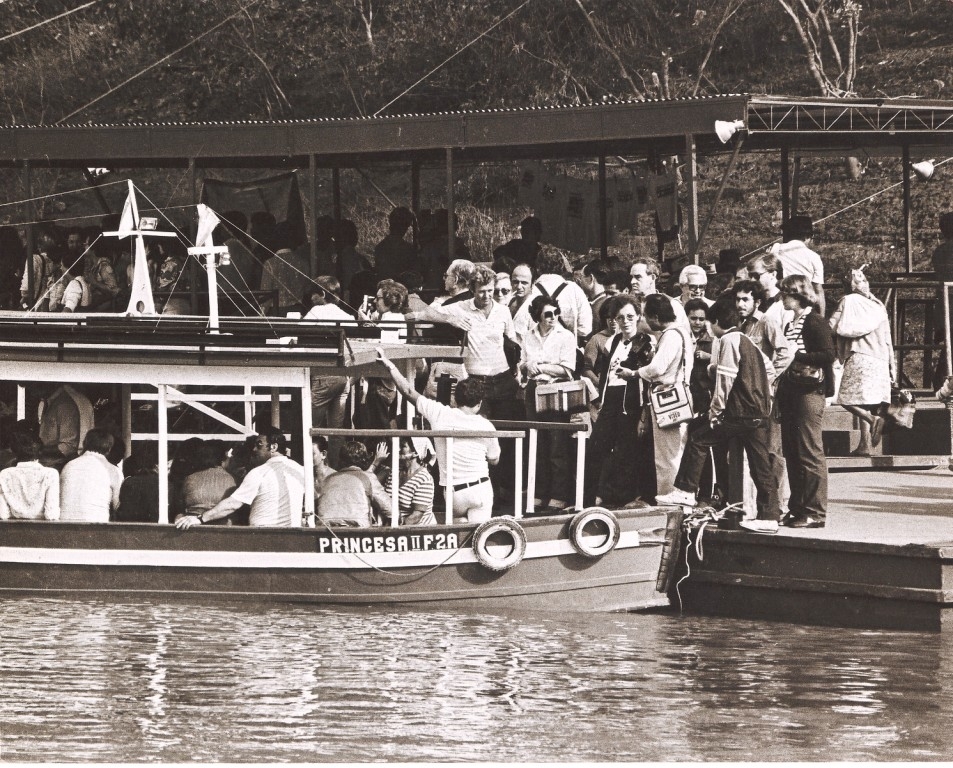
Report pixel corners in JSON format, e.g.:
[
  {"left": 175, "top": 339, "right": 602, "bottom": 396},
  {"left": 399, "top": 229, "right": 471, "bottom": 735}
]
[{"left": 0, "top": 598, "right": 949, "bottom": 762}]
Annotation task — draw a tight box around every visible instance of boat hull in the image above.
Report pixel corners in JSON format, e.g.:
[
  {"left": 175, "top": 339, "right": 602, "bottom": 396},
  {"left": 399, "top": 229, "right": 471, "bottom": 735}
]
[{"left": 0, "top": 508, "right": 672, "bottom": 612}]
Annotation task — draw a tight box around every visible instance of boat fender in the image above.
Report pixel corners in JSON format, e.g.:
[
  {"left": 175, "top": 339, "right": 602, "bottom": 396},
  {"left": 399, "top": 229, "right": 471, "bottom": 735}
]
[
  {"left": 655, "top": 505, "right": 686, "bottom": 593},
  {"left": 472, "top": 517, "right": 527, "bottom": 571},
  {"left": 568, "top": 507, "right": 621, "bottom": 558}
]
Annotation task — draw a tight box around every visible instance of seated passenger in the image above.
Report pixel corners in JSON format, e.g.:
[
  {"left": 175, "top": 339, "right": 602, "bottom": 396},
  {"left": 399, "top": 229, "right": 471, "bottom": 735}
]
[
  {"left": 176, "top": 428, "right": 305, "bottom": 528},
  {"left": 382, "top": 438, "right": 437, "bottom": 526},
  {"left": 317, "top": 440, "right": 390, "bottom": 527},
  {"left": 116, "top": 444, "right": 160, "bottom": 523},
  {"left": 180, "top": 440, "right": 237, "bottom": 525},
  {"left": 0, "top": 431, "right": 60, "bottom": 520},
  {"left": 59, "top": 428, "right": 123, "bottom": 523}
]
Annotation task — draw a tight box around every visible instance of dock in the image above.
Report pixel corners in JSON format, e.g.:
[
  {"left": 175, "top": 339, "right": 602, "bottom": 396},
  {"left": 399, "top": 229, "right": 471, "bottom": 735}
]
[{"left": 674, "top": 461, "right": 953, "bottom": 632}]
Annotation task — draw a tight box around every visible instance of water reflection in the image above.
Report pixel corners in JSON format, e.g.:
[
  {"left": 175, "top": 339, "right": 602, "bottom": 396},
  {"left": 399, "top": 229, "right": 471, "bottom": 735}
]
[{"left": 0, "top": 599, "right": 949, "bottom": 761}]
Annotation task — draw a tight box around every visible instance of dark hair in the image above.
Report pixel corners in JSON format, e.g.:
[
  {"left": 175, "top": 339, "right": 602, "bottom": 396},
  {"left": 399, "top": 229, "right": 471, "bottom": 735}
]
[
  {"left": 11, "top": 431, "right": 41, "bottom": 462},
  {"left": 454, "top": 378, "right": 485, "bottom": 408},
  {"left": 340, "top": 440, "right": 371, "bottom": 469},
  {"left": 376, "top": 279, "right": 408, "bottom": 312},
  {"left": 388, "top": 206, "right": 415, "bottom": 234},
  {"left": 707, "top": 294, "right": 741, "bottom": 329},
  {"left": 684, "top": 298, "right": 709, "bottom": 315},
  {"left": 334, "top": 218, "right": 359, "bottom": 248},
  {"left": 605, "top": 293, "right": 641, "bottom": 320},
  {"left": 520, "top": 216, "right": 542, "bottom": 240},
  {"left": 126, "top": 443, "right": 158, "bottom": 476},
  {"left": 643, "top": 293, "right": 676, "bottom": 324},
  {"left": 310, "top": 275, "right": 341, "bottom": 303},
  {"left": 529, "top": 294, "right": 559, "bottom": 322},
  {"left": 732, "top": 279, "right": 759, "bottom": 298},
  {"left": 258, "top": 426, "right": 287, "bottom": 454},
  {"left": 605, "top": 269, "right": 630, "bottom": 289},
  {"left": 536, "top": 246, "right": 567, "bottom": 276},
  {"left": 83, "top": 427, "right": 114, "bottom": 456},
  {"left": 583, "top": 259, "right": 609, "bottom": 282},
  {"left": 312, "top": 435, "right": 329, "bottom": 453},
  {"left": 398, "top": 270, "right": 423, "bottom": 293},
  {"left": 194, "top": 440, "right": 228, "bottom": 471}
]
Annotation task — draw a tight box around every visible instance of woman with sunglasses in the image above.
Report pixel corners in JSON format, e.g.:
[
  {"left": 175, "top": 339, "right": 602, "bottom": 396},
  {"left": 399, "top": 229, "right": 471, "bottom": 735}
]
[
  {"left": 519, "top": 295, "right": 578, "bottom": 512},
  {"left": 777, "top": 274, "right": 836, "bottom": 529}
]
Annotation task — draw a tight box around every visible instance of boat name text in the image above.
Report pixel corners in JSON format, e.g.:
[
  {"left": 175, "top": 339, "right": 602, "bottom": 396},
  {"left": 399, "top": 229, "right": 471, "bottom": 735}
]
[{"left": 317, "top": 532, "right": 460, "bottom": 554}]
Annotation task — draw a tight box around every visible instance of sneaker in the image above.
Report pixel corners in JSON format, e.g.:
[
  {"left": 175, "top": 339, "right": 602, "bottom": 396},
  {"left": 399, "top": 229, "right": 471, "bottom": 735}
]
[
  {"left": 739, "top": 519, "right": 780, "bottom": 534},
  {"left": 655, "top": 489, "right": 696, "bottom": 507}
]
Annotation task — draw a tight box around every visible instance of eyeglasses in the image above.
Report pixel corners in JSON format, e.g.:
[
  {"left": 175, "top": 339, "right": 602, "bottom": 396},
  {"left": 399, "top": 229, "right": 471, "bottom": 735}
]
[
  {"left": 542, "top": 308, "right": 561, "bottom": 319},
  {"left": 686, "top": 284, "right": 707, "bottom": 292},
  {"left": 615, "top": 313, "right": 638, "bottom": 323},
  {"left": 494, "top": 288, "right": 511, "bottom": 296}
]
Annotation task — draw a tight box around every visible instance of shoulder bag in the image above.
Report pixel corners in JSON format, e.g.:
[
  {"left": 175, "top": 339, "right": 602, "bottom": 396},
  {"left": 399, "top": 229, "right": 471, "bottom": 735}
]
[{"left": 649, "top": 329, "right": 694, "bottom": 428}]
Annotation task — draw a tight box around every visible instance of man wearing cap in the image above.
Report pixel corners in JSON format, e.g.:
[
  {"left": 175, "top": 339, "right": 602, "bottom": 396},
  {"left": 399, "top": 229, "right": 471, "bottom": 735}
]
[
  {"left": 377, "top": 348, "right": 500, "bottom": 523},
  {"left": 770, "top": 214, "right": 825, "bottom": 314}
]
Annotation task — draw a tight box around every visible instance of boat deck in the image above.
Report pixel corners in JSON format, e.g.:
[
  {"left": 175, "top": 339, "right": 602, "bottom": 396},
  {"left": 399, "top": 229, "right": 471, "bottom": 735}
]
[{"left": 676, "top": 463, "right": 953, "bottom": 632}]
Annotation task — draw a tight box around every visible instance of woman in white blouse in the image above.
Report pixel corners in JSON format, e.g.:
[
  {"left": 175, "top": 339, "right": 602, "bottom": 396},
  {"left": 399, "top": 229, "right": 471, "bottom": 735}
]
[{"left": 520, "top": 295, "right": 578, "bottom": 512}]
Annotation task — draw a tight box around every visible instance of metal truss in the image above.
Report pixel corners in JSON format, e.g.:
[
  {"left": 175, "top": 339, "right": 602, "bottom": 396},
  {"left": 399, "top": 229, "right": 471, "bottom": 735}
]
[{"left": 747, "top": 98, "right": 953, "bottom": 134}]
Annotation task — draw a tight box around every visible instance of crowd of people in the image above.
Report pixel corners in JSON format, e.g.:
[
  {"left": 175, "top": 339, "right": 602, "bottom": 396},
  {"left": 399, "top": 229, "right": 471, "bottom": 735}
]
[{"left": 3, "top": 204, "right": 938, "bottom": 535}]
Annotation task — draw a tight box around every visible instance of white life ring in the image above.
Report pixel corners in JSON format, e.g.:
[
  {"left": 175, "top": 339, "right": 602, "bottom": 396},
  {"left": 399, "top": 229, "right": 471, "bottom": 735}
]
[
  {"left": 569, "top": 507, "right": 621, "bottom": 558},
  {"left": 471, "top": 517, "right": 527, "bottom": 571}
]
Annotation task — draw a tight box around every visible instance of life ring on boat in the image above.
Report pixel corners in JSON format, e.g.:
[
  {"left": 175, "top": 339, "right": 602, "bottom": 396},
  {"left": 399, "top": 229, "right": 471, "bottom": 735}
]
[
  {"left": 568, "top": 507, "right": 621, "bottom": 558},
  {"left": 472, "top": 517, "right": 527, "bottom": 572}
]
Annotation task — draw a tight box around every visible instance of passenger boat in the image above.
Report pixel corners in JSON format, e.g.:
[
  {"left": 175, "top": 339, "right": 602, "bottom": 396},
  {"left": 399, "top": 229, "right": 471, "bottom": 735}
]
[{"left": 0, "top": 186, "right": 677, "bottom": 612}]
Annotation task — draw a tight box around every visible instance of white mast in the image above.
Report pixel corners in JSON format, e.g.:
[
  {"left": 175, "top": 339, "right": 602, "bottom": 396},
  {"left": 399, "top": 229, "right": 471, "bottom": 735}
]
[{"left": 188, "top": 203, "right": 230, "bottom": 333}]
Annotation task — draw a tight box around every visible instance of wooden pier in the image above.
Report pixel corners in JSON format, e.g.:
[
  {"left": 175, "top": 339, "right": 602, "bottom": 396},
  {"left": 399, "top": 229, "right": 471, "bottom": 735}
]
[{"left": 675, "top": 463, "right": 953, "bottom": 632}]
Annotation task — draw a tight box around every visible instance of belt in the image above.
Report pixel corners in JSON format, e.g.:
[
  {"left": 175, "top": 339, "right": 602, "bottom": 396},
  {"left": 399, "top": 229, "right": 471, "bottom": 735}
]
[{"left": 452, "top": 477, "right": 490, "bottom": 491}]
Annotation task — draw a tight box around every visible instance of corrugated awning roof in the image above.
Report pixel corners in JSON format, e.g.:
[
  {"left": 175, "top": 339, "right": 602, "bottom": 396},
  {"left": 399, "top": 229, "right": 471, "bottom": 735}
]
[{"left": 1, "top": 94, "right": 952, "bottom": 168}]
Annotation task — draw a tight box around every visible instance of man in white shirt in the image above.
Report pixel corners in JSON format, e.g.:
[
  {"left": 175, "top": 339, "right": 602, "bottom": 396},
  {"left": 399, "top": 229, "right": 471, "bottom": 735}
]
[
  {"left": 59, "top": 428, "right": 123, "bottom": 523},
  {"left": 408, "top": 265, "right": 521, "bottom": 420},
  {"left": 769, "top": 214, "right": 825, "bottom": 314},
  {"left": 177, "top": 428, "right": 305, "bottom": 528},
  {"left": 378, "top": 348, "right": 500, "bottom": 523}
]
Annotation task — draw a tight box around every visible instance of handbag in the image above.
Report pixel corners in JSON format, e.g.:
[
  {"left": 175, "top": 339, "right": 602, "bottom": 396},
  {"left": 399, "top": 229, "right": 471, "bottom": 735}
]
[
  {"left": 784, "top": 322, "right": 826, "bottom": 391},
  {"left": 786, "top": 360, "right": 826, "bottom": 389},
  {"left": 534, "top": 379, "right": 589, "bottom": 416},
  {"left": 649, "top": 330, "right": 694, "bottom": 428}
]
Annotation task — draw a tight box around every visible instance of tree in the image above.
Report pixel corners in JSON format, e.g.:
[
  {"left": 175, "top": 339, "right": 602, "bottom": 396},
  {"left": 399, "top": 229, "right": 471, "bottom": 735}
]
[{"left": 774, "top": 0, "right": 861, "bottom": 96}]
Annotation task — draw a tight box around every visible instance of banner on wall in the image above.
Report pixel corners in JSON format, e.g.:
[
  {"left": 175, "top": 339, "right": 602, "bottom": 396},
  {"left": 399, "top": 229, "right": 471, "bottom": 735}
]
[
  {"left": 200, "top": 172, "right": 307, "bottom": 247},
  {"left": 516, "top": 163, "right": 664, "bottom": 254}
]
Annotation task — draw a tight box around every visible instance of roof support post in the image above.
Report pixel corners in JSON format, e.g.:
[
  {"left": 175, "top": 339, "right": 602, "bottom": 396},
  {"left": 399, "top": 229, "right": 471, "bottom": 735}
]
[
  {"left": 157, "top": 383, "right": 169, "bottom": 525},
  {"left": 309, "top": 154, "right": 318, "bottom": 276},
  {"left": 684, "top": 133, "right": 699, "bottom": 263},
  {"left": 22, "top": 160, "right": 34, "bottom": 304},
  {"left": 791, "top": 156, "right": 802, "bottom": 214},
  {"left": 780, "top": 147, "right": 791, "bottom": 224},
  {"left": 696, "top": 136, "right": 744, "bottom": 257},
  {"left": 598, "top": 154, "right": 608, "bottom": 261},
  {"left": 446, "top": 147, "right": 455, "bottom": 263},
  {"left": 189, "top": 158, "right": 200, "bottom": 315},
  {"left": 411, "top": 160, "right": 421, "bottom": 247},
  {"left": 902, "top": 144, "right": 913, "bottom": 273},
  {"left": 299, "top": 367, "right": 315, "bottom": 526}
]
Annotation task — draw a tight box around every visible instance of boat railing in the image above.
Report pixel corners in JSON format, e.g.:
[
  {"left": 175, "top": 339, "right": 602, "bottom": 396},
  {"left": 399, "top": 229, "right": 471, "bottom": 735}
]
[{"left": 313, "top": 421, "right": 588, "bottom": 525}]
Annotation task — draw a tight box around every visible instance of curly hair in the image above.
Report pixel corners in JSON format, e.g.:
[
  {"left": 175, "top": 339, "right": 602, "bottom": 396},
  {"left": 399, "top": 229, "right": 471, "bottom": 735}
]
[
  {"left": 376, "top": 279, "right": 408, "bottom": 312},
  {"left": 528, "top": 294, "right": 559, "bottom": 322},
  {"left": 780, "top": 274, "right": 818, "bottom": 308}
]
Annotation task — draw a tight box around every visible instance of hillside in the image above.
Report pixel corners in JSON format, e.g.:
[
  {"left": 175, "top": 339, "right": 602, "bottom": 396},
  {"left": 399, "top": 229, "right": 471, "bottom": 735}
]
[{"left": 0, "top": 0, "right": 951, "bottom": 276}]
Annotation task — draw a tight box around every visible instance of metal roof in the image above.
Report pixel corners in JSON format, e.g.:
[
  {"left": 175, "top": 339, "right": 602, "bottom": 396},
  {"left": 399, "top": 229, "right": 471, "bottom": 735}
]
[{"left": 1, "top": 94, "right": 952, "bottom": 169}]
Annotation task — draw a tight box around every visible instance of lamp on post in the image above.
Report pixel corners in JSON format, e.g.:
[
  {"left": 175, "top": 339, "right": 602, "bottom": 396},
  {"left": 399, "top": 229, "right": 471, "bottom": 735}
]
[
  {"left": 714, "top": 119, "right": 745, "bottom": 144},
  {"left": 912, "top": 159, "right": 936, "bottom": 181}
]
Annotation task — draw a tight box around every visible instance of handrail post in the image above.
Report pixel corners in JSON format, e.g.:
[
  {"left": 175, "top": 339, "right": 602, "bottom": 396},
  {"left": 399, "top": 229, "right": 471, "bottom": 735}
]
[
  {"left": 157, "top": 384, "right": 169, "bottom": 525},
  {"left": 574, "top": 429, "right": 587, "bottom": 511},
  {"left": 944, "top": 282, "right": 952, "bottom": 378},
  {"left": 526, "top": 428, "right": 538, "bottom": 516},
  {"left": 445, "top": 436, "right": 454, "bottom": 525},
  {"left": 390, "top": 435, "right": 400, "bottom": 526},
  {"left": 513, "top": 435, "right": 523, "bottom": 519}
]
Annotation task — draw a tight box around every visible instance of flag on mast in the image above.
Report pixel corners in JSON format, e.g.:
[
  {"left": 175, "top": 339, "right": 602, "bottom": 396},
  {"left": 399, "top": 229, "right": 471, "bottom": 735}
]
[{"left": 195, "top": 204, "right": 220, "bottom": 249}]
